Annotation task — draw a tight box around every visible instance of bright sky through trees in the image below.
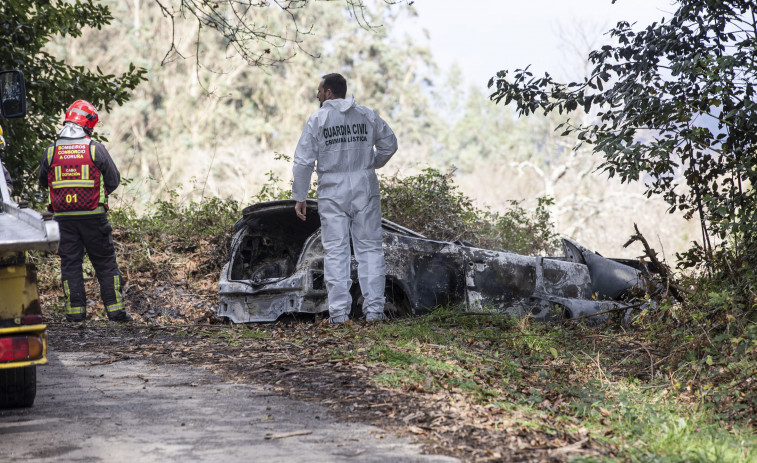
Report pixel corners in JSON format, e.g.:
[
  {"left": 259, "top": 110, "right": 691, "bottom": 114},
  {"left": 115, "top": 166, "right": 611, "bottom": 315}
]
[{"left": 403, "top": 0, "right": 676, "bottom": 90}]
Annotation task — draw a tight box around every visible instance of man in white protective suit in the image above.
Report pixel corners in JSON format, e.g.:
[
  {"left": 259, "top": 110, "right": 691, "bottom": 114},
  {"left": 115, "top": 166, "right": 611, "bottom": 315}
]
[{"left": 292, "top": 73, "right": 398, "bottom": 324}]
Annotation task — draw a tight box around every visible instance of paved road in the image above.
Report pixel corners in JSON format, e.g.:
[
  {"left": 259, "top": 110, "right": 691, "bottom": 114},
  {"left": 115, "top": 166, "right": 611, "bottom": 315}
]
[{"left": 0, "top": 352, "right": 459, "bottom": 463}]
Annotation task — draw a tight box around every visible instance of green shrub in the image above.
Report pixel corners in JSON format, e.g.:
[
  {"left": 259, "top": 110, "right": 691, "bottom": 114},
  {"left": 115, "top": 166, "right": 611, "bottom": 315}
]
[
  {"left": 380, "top": 168, "right": 558, "bottom": 255},
  {"left": 109, "top": 193, "right": 240, "bottom": 276}
]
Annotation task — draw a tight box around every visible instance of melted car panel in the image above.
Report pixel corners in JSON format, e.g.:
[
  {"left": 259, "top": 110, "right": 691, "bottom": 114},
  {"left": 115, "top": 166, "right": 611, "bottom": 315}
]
[{"left": 218, "top": 200, "right": 647, "bottom": 324}]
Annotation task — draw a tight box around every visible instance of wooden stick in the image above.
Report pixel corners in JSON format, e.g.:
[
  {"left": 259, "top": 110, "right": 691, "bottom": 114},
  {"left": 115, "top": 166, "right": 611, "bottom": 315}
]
[{"left": 264, "top": 430, "right": 313, "bottom": 440}]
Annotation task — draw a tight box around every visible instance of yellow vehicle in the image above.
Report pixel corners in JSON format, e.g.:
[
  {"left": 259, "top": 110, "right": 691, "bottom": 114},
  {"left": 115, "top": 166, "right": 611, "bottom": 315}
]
[{"left": 0, "top": 70, "right": 59, "bottom": 408}]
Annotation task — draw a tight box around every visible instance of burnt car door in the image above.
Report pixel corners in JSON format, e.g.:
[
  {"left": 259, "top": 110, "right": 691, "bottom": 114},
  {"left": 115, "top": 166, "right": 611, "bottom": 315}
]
[{"left": 463, "top": 247, "right": 593, "bottom": 321}]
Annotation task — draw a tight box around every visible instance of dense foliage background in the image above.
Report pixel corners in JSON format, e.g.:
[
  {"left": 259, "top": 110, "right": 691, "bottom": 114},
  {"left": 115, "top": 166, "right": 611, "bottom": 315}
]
[
  {"left": 0, "top": 0, "right": 146, "bottom": 196},
  {"left": 1, "top": 0, "right": 699, "bottom": 258},
  {"left": 489, "top": 1, "right": 757, "bottom": 451}
]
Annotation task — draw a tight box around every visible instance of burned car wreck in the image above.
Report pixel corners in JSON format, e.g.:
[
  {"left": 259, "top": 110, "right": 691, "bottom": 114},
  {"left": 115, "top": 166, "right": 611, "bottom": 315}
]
[{"left": 218, "top": 200, "right": 649, "bottom": 324}]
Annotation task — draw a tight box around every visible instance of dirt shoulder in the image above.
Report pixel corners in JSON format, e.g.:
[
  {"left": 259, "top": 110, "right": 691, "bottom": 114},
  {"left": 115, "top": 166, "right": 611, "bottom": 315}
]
[
  {"left": 36, "top": 321, "right": 604, "bottom": 463},
  {"left": 1, "top": 348, "right": 458, "bottom": 463}
]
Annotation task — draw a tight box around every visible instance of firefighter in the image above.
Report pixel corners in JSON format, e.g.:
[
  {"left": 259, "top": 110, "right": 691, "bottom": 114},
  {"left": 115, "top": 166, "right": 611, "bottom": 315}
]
[
  {"left": 292, "top": 73, "right": 398, "bottom": 324},
  {"left": 38, "top": 100, "right": 131, "bottom": 322}
]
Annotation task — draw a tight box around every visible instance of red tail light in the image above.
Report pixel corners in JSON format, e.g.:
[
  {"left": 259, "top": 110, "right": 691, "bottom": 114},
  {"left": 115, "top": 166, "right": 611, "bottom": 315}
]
[
  {"left": 21, "top": 315, "right": 43, "bottom": 325},
  {"left": 0, "top": 336, "right": 43, "bottom": 362}
]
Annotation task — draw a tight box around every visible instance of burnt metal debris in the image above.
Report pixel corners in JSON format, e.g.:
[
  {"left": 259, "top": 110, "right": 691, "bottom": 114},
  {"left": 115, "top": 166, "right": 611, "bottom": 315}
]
[{"left": 218, "top": 200, "right": 651, "bottom": 324}]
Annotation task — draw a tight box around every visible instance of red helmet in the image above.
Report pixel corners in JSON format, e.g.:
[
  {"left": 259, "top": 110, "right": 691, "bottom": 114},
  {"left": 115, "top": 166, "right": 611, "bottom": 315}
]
[{"left": 64, "top": 100, "right": 99, "bottom": 132}]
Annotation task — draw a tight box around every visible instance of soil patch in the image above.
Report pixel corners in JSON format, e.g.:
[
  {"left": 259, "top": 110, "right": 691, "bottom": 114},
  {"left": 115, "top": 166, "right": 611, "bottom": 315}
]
[{"left": 47, "top": 320, "right": 607, "bottom": 462}]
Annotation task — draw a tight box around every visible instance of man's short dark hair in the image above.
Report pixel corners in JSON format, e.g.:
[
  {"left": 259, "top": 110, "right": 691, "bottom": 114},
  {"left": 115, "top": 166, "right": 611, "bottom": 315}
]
[{"left": 322, "top": 73, "right": 347, "bottom": 99}]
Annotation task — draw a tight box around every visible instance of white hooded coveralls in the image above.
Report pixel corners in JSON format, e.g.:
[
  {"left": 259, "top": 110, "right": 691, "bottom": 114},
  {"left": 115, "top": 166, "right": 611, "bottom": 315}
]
[{"left": 292, "top": 96, "right": 398, "bottom": 320}]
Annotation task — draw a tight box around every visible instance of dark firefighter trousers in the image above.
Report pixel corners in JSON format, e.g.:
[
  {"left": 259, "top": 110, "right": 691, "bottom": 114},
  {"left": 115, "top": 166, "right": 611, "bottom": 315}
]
[{"left": 57, "top": 216, "right": 126, "bottom": 320}]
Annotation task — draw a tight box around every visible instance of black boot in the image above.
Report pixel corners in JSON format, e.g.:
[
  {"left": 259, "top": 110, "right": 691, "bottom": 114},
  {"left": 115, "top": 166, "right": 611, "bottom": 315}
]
[{"left": 108, "top": 310, "right": 132, "bottom": 323}]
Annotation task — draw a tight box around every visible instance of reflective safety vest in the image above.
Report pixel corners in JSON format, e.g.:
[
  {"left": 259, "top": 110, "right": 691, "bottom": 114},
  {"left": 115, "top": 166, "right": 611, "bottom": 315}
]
[{"left": 46, "top": 139, "right": 108, "bottom": 216}]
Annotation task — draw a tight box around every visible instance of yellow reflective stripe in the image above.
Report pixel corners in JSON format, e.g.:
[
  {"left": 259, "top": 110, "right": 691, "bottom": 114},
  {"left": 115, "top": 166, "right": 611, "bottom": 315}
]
[
  {"left": 82, "top": 164, "right": 89, "bottom": 180},
  {"left": 47, "top": 147, "right": 56, "bottom": 209},
  {"left": 63, "top": 281, "right": 85, "bottom": 315},
  {"left": 115, "top": 275, "right": 122, "bottom": 304},
  {"left": 106, "top": 302, "right": 126, "bottom": 312},
  {"left": 54, "top": 165, "right": 62, "bottom": 181},
  {"left": 54, "top": 206, "right": 106, "bottom": 216},
  {"left": 90, "top": 143, "right": 96, "bottom": 162},
  {"left": 51, "top": 179, "right": 95, "bottom": 188},
  {"left": 63, "top": 280, "right": 70, "bottom": 310},
  {"left": 107, "top": 275, "right": 125, "bottom": 312}
]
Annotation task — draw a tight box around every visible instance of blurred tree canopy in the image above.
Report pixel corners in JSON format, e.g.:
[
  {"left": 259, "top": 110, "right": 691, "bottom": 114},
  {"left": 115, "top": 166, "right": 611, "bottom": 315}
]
[
  {"left": 0, "top": 0, "right": 697, "bottom": 261},
  {"left": 153, "top": 0, "right": 406, "bottom": 67},
  {"left": 0, "top": 0, "right": 410, "bottom": 196},
  {"left": 489, "top": 0, "right": 757, "bottom": 264},
  {"left": 48, "top": 0, "right": 440, "bottom": 204},
  {"left": 0, "top": 0, "right": 146, "bottom": 196}
]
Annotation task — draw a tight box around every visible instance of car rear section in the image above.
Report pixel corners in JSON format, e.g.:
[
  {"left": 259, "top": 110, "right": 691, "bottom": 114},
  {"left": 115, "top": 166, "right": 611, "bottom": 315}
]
[{"left": 0, "top": 252, "right": 48, "bottom": 408}]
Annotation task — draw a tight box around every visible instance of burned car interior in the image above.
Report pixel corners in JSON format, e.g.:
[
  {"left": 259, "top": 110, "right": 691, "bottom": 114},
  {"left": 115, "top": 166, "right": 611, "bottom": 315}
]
[
  {"left": 229, "top": 202, "right": 321, "bottom": 284},
  {"left": 219, "top": 200, "right": 652, "bottom": 325}
]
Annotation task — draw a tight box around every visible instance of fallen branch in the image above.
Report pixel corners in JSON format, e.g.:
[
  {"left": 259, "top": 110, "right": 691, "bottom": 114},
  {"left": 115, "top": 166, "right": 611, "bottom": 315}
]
[
  {"left": 548, "top": 437, "right": 593, "bottom": 456},
  {"left": 563, "top": 301, "right": 645, "bottom": 323},
  {"left": 623, "top": 223, "right": 685, "bottom": 302},
  {"left": 264, "top": 430, "right": 313, "bottom": 440},
  {"left": 84, "top": 355, "right": 129, "bottom": 366}
]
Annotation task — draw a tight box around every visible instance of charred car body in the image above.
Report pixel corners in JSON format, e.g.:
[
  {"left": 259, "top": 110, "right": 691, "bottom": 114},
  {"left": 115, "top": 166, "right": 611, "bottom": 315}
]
[{"left": 218, "top": 200, "right": 648, "bottom": 324}]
